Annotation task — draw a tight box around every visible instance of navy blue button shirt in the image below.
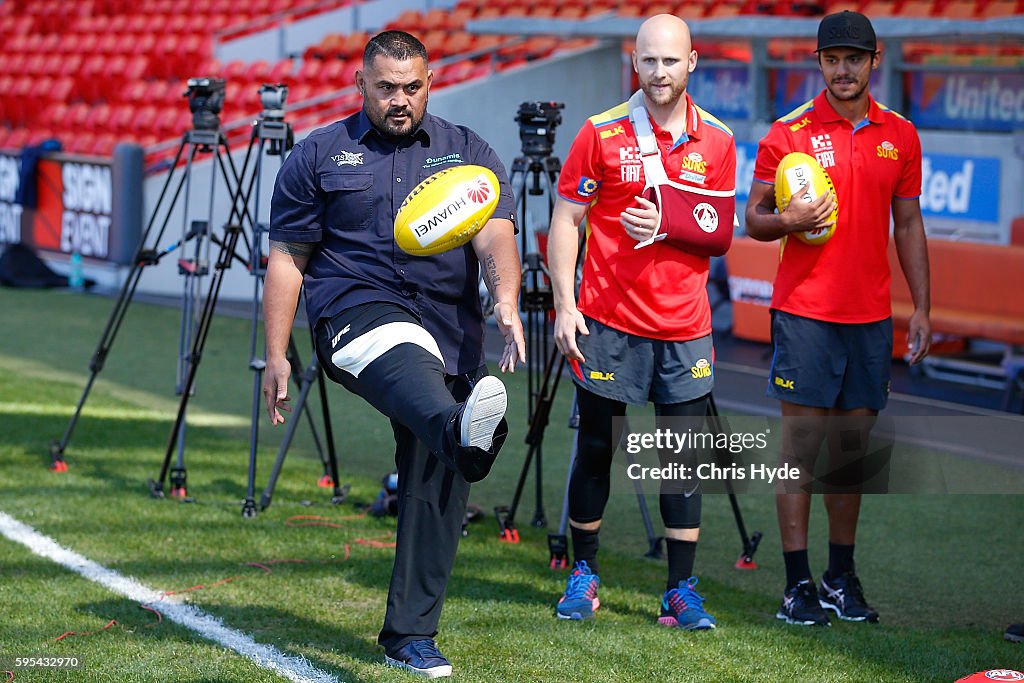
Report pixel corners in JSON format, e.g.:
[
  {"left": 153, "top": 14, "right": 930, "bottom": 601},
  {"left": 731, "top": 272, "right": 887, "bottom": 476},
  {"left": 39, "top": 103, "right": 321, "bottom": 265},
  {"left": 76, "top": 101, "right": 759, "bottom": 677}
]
[{"left": 270, "top": 109, "right": 517, "bottom": 374}]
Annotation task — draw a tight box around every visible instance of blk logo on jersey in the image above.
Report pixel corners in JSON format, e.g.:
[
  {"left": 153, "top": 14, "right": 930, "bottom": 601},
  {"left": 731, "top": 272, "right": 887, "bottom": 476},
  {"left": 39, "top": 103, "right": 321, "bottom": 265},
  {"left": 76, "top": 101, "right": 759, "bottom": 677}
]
[
  {"left": 789, "top": 117, "right": 811, "bottom": 132},
  {"left": 600, "top": 125, "right": 625, "bottom": 140}
]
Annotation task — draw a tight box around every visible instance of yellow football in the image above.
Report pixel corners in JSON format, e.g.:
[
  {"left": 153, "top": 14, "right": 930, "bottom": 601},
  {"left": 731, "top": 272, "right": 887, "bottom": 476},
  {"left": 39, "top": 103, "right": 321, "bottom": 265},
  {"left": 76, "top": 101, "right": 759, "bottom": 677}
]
[
  {"left": 774, "top": 152, "right": 838, "bottom": 246},
  {"left": 394, "top": 164, "right": 500, "bottom": 256}
]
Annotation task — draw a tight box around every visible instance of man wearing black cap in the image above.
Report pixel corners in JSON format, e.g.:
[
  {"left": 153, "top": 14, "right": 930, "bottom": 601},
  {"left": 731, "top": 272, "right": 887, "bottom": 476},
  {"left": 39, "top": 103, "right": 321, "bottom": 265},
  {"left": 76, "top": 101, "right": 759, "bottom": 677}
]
[{"left": 745, "top": 11, "right": 931, "bottom": 627}]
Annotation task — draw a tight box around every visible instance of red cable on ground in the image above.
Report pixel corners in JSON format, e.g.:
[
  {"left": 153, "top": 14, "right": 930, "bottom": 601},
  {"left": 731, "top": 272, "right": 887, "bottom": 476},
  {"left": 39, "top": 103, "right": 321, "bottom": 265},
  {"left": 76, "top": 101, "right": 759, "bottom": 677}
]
[
  {"left": 53, "top": 619, "right": 118, "bottom": 642},
  {"left": 285, "top": 512, "right": 368, "bottom": 528},
  {"left": 5, "top": 669, "right": 14, "bottom": 681}
]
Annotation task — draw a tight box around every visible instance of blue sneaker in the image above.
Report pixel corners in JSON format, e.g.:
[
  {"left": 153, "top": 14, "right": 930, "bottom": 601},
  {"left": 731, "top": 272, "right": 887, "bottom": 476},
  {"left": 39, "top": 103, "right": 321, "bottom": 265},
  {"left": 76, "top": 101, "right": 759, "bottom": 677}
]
[
  {"left": 658, "top": 577, "right": 716, "bottom": 630},
  {"left": 556, "top": 560, "right": 600, "bottom": 620},
  {"left": 384, "top": 639, "right": 452, "bottom": 679}
]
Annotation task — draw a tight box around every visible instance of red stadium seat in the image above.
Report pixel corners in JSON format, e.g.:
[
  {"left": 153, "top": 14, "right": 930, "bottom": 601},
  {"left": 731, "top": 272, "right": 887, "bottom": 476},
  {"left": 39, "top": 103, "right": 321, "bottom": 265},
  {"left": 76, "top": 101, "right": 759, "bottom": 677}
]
[
  {"left": 267, "top": 58, "right": 295, "bottom": 84},
  {"left": 295, "top": 58, "right": 325, "bottom": 85}
]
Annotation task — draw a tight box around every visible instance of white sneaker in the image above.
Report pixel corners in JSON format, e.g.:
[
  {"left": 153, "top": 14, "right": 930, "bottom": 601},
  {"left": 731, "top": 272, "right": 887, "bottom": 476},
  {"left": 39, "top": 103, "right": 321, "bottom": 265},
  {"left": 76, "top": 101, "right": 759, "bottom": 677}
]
[{"left": 459, "top": 376, "right": 507, "bottom": 451}]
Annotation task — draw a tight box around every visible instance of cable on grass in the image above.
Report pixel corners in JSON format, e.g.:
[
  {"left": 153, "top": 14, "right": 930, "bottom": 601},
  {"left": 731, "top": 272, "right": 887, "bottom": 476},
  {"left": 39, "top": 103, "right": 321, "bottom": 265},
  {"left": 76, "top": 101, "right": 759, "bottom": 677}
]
[{"left": 54, "top": 619, "right": 118, "bottom": 642}]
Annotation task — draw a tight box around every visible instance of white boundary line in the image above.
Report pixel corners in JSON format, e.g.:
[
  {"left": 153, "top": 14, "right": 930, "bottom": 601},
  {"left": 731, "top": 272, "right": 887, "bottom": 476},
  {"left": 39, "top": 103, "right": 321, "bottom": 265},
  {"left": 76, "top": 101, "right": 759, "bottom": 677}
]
[{"left": 0, "top": 511, "right": 339, "bottom": 683}]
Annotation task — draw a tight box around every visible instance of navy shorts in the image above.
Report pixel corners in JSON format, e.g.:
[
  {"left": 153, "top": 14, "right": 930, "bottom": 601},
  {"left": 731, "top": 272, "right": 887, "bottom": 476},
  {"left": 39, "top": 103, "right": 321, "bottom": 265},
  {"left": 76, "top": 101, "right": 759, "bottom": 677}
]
[
  {"left": 571, "top": 316, "right": 713, "bottom": 406},
  {"left": 767, "top": 310, "right": 892, "bottom": 411}
]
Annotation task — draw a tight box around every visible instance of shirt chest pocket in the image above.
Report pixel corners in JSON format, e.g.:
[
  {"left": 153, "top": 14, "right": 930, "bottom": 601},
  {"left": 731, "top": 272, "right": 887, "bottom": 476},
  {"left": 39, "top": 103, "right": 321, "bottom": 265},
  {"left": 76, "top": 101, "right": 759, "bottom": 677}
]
[{"left": 320, "top": 172, "right": 373, "bottom": 232}]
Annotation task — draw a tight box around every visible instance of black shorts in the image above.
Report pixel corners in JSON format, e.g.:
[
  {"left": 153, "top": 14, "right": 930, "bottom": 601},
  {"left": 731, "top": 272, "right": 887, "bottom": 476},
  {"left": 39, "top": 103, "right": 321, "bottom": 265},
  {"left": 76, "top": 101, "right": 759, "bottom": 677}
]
[
  {"left": 767, "top": 310, "right": 892, "bottom": 411},
  {"left": 572, "top": 317, "right": 713, "bottom": 406}
]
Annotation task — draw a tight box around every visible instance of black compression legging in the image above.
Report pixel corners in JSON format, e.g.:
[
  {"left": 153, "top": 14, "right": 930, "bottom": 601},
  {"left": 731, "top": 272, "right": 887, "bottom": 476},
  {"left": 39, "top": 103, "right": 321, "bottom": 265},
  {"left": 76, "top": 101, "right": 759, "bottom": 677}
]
[{"left": 568, "top": 386, "right": 708, "bottom": 529}]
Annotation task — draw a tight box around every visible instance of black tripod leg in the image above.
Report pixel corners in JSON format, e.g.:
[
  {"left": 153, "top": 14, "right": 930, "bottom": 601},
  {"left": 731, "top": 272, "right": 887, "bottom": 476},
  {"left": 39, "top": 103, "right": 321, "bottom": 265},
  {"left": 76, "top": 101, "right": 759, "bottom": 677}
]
[
  {"left": 706, "top": 393, "right": 762, "bottom": 569},
  {"left": 49, "top": 136, "right": 192, "bottom": 470},
  {"left": 617, "top": 414, "right": 664, "bottom": 559},
  {"left": 313, "top": 359, "right": 346, "bottom": 504},
  {"left": 496, "top": 347, "right": 565, "bottom": 541},
  {"left": 150, "top": 224, "right": 243, "bottom": 498},
  {"left": 259, "top": 358, "right": 320, "bottom": 511}
]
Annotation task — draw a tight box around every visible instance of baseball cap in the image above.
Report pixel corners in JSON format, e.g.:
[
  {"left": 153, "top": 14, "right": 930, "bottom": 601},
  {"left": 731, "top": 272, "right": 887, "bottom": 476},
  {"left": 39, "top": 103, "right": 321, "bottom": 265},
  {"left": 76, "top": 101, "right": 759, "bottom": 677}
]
[{"left": 816, "top": 11, "right": 877, "bottom": 52}]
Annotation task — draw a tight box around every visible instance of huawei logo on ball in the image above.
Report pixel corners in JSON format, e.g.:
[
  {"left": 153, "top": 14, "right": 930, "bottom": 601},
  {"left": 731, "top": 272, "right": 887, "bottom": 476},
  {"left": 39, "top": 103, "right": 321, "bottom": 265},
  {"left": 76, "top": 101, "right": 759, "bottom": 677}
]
[{"left": 466, "top": 177, "right": 492, "bottom": 204}]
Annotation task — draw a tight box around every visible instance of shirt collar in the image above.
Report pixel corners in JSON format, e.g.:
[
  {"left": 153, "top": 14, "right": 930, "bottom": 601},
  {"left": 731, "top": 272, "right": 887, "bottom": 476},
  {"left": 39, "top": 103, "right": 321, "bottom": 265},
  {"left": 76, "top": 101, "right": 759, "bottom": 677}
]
[
  {"left": 648, "top": 92, "right": 701, "bottom": 148},
  {"left": 354, "top": 108, "right": 434, "bottom": 145},
  {"left": 814, "top": 89, "right": 884, "bottom": 126}
]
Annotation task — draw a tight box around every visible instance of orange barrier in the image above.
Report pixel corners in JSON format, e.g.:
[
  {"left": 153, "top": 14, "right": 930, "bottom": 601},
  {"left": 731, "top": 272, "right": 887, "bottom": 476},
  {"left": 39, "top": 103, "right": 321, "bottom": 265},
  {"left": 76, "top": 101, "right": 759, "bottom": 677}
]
[
  {"left": 889, "top": 239, "right": 1024, "bottom": 346},
  {"left": 724, "top": 237, "right": 778, "bottom": 344},
  {"left": 725, "top": 236, "right": 1024, "bottom": 350}
]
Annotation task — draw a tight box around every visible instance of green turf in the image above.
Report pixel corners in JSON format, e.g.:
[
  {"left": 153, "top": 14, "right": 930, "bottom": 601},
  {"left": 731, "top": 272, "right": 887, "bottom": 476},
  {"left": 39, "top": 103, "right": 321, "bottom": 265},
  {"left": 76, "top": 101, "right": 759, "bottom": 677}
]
[{"left": 1, "top": 287, "right": 1022, "bottom": 682}]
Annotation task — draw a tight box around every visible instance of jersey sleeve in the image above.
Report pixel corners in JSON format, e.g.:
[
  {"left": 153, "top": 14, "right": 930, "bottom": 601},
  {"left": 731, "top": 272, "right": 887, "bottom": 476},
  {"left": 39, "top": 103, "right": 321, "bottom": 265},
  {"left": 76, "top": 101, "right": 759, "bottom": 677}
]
[
  {"left": 894, "top": 125, "right": 923, "bottom": 200},
  {"left": 752, "top": 124, "right": 789, "bottom": 185},
  {"left": 557, "top": 120, "right": 604, "bottom": 204},
  {"left": 269, "top": 139, "right": 322, "bottom": 243},
  {"left": 710, "top": 135, "right": 737, "bottom": 192}
]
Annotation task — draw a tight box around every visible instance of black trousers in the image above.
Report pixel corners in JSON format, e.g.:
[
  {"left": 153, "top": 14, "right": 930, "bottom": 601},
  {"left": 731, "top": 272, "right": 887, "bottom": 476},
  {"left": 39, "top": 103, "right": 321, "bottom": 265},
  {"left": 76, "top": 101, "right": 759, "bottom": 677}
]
[{"left": 314, "top": 305, "right": 483, "bottom": 653}]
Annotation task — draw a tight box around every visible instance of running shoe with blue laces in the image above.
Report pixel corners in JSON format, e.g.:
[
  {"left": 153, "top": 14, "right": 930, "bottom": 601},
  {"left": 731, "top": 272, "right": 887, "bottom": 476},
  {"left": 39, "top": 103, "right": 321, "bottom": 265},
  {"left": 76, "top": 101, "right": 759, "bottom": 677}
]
[
  {"left": 556, "top": 560, "right": 600, "bottom": 620},
  {"left": 658, "top": 577, "right": 717, "bottom": 630},
  {"left": 384, "top": 639, "right": 453, "bottom": 679}
]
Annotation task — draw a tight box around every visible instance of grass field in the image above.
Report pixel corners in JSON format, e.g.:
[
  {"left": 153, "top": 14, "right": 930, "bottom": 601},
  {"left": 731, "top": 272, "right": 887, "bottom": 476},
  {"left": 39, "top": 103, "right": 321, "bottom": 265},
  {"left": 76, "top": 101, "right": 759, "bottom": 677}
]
[{"left": 1, "top": 287, "right": 1022, "bottom": 682}]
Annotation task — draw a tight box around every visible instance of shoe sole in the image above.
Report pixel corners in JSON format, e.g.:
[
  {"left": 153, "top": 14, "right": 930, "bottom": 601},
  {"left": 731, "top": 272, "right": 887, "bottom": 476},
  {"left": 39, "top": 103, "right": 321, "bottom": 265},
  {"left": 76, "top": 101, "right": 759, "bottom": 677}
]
[
  {"left": 384, "top": 655, "right": 452, "bottom": 679},
  {"left": 819, "top": 600, "right": 879, "bottom": 623},
  {"left": 460, "top": 376, "right": 507, "bottom": 451},
  {"left": 775, "top": 610, "right": 830, "bottom": 626},
  {"left": 1005, "top": 633, "right": 1024, "bottom": 643},
  {"left": 556, "top": 597, "right": 599, "bottom": 621},
  {"left": 658, "top": 616, "right": 716, "bottom": 630}
]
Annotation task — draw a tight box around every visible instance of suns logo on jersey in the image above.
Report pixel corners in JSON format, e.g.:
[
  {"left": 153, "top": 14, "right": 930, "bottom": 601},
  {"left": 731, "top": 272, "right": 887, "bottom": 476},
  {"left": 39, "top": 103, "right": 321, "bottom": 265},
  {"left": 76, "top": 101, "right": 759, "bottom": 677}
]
[
  {"left": 681, "top": 151, "right": 707, "bottom": 174},
  {"left": 876, "top": 140, "right": 899, "bottom": 160}
]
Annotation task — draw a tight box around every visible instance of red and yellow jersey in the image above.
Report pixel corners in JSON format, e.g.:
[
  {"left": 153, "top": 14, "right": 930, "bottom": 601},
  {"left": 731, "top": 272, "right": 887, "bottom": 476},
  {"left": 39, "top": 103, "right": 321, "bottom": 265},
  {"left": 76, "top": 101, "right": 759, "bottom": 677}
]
[
  {"left": 753, "top": 90, "right": 922, "bottom": 324},
  {"left": 558, "top": 93, "right": 736, "bottom": 340}
]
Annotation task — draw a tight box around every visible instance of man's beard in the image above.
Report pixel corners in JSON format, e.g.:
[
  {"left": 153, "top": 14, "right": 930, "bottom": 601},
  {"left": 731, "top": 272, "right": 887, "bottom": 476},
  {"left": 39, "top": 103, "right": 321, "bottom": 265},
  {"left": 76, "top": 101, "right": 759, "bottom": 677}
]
[
  {"left": 367, "top": 101, "right": 426, "bottom": 138},
  {"left": 641, "top": 74, "right": 687, "bottom": 107},
  {"left": 827, "top": 77, "right": 869, "bottom": 102}
]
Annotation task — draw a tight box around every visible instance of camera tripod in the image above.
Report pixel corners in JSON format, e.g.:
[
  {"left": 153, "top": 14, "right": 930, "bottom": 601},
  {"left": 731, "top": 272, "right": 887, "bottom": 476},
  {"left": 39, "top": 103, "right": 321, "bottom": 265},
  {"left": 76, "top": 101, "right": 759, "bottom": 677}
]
[
  {"left": 49, "top": 124, "right": 248, "bottom": 475},
  {"left": 234, "top": 111, "right": 345, "bottom": 518},
  {"left": 493, "top": 152, "right": 563, "bottom": 541}
]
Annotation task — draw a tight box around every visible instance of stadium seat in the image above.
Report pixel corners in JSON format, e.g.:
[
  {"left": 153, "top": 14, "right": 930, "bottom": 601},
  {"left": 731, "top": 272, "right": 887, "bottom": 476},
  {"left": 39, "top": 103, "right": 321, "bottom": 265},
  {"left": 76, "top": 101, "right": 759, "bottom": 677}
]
[
  {"left": 979, "top": 0, "right": 1019, "bottom": 16},
  {"left": 898, "top": 0, "right": 937, "bottom": 16}
]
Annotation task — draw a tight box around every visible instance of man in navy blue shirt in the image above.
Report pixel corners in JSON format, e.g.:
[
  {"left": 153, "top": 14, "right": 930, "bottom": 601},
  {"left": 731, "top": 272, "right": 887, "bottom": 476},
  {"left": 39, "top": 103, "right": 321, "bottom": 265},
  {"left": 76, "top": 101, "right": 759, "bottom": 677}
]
[{"left": 263, "top": 31, "right": 525, "bottom": 679}]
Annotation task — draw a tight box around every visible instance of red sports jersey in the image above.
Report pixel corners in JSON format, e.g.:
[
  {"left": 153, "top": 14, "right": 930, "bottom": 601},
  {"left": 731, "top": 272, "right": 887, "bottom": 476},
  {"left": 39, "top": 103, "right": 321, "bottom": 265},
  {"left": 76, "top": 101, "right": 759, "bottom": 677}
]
[
  {"left": 752, "top": 90, "right": 922, "bottom": 323},
  {"left": 558, "top": 93, "right": 737, "bottom": 340}
]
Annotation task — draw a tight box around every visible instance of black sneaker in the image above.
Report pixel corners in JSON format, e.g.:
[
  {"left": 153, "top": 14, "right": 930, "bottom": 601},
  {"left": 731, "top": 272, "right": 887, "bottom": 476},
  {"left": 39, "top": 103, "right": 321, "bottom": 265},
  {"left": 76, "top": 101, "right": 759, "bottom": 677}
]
[
  {"left": 818, "top": 571, "right": 879, "bottom": 623},
  {"left": 1006, "top": 623, "right": 1024, "bottom": 643},
  {"left": 384, "top": 639, "right": 453, "bottom": 679},
  {"left": 776, "top": 579, "right": 831, "bottom": 626}
]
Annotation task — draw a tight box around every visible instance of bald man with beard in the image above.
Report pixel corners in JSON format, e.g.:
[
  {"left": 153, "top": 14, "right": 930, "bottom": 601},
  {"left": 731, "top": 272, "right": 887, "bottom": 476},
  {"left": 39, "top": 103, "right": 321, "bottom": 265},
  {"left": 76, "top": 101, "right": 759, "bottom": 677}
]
[{"left": 547, "top": 14, "right": 736, "bottom": 630}]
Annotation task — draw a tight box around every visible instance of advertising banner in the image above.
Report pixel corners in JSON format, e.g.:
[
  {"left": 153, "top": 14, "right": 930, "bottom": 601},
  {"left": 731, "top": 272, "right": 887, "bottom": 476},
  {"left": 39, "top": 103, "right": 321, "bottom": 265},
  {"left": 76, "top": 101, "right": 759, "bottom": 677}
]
[
  {"left": 0, "top": 149, "right": 141, "bottom": 265},
  {"left": 688, "top": 66, "right": 752, "bottom": 121},
  {"left": 910, "top": 72, "right": 1024, "bottom": 132}
]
